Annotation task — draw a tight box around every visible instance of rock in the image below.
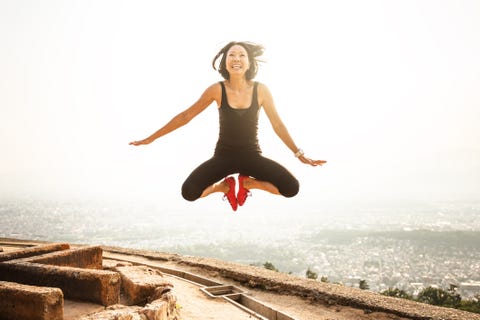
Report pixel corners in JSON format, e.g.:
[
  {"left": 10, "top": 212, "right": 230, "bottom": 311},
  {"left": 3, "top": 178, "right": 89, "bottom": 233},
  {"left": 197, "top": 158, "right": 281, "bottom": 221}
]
[
  {"left": 0, "top": 281, "right": 64, "bottom": 320},
  {"left": 103, "top": 259, "right": 133, "bottom": 270},
  {"left": 148, "top": 286, "right": 173, "bottom": 303},
  {"left": 79, "top": 292, "right": 180, "bottom": 320},
  {"left": 79, "top": 304, "right": 142, "bottom": 320},
  {"left": 0, "top": 243, "right": 69, "bottom": 262},
  {"left": 114, "top": 265, "right": 173, "bottom": 305},
  {"left": 0, "top": 261, "right": 121, "bottom": 306},
  {"left": 140, "top": 291, "right": 179, "bottom": 320}
]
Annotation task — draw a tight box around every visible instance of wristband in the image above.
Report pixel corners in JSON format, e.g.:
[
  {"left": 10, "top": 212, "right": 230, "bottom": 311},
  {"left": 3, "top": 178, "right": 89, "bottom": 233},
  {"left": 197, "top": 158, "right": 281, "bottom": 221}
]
[{"left": 294, "top": 148, "right": 304, "bottom": 158}]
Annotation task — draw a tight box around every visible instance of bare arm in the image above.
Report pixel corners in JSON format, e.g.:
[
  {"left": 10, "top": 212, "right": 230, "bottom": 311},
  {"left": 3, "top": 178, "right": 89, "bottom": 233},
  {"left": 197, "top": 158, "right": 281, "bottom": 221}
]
[
  {"left": 259, "top": 83, "right": 326, "bottom": 167},
  {"left": 129, "top": 84, "right": 218, "bottom": 146}
]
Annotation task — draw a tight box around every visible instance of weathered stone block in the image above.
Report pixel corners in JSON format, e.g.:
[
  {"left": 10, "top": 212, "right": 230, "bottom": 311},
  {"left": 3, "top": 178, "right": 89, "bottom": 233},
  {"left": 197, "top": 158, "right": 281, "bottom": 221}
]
[
  {"left": 79, "top": 304, "right": 143, "bottom": 320},
  {"left": 114, "top": 265, "right": 173, "bottom": 305},
  {"left": 80, "top": 292, "right": 179, "bottom": 320},
  {"left": 8, "top": 246, "right": 103, "bottom": 269},
  {"left": 139, "top": 299, "right": 169, "bottom": 320},
  {"left": 0, "top": 281, "right": 64, "bottom": 320},
  {"left": 140, "top": 290, "right": 178, "bottom": 320},
  {"left": 103, "top": 258, "right": 133, "bottom": 270},
  {"left": 0, "top": 262, "right": 120, "bottom": 306},
  {"left": 0, "top": 243, "right": 70, "bottom": 262}
]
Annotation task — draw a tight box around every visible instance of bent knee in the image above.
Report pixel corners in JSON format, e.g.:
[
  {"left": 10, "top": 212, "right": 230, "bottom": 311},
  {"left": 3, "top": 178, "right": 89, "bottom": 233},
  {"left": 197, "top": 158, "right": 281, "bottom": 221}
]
[
  {"left": 181, "top": 183, "right": 201, "bottom": 201},
  {"left": 280, "top": 179, "right": 299, "bottom": 198}
]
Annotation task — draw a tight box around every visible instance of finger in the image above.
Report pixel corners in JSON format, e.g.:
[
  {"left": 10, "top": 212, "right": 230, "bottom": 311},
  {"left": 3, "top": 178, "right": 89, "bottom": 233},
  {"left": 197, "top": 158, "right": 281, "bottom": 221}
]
[
  {"left": 300, "top": 156, "right": 319, "bottom": 167},
  {"left": 309, "top": 159, "right": 324, "bottom": 166},
  {"left": 302, "top": 157, "right": 316, "bottom": 166}
]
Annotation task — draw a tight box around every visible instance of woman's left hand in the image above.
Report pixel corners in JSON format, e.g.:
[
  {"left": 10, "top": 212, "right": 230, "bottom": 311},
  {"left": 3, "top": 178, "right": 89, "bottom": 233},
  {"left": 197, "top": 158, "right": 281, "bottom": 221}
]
[
  {"left": 129, "top": 138, "right": 152, "bottom": 146},
  {"left": 298, "top": 155, "right": 327, "bottom": 167}
]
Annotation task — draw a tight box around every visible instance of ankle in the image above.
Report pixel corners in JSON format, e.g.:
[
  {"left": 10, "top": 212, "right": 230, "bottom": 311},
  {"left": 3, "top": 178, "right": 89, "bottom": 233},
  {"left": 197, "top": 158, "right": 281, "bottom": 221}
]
[
  {"left": 239, "top": 175, "right": 249, "bottom": 189},
  {"left": 221, "top": 180, "right": 230, "bottom": 193},
  {"left": 243, "top": 176, "right": 255, "bottom": 189}
]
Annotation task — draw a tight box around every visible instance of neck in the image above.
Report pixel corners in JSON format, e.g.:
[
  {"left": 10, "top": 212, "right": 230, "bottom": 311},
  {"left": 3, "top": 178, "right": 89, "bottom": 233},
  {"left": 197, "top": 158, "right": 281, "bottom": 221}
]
[{"left": 227, "top": 75, "right": 250, "bottom": 90}]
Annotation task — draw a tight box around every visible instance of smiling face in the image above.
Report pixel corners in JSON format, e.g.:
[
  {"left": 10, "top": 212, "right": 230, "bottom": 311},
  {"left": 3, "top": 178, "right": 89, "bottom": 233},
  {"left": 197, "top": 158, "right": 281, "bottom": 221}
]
[
  {"left": 225, "top": 45, "right": 250, "bottom": 78},
  {"left": 213, "top": 41, "right": 263, "bottom": 80}
]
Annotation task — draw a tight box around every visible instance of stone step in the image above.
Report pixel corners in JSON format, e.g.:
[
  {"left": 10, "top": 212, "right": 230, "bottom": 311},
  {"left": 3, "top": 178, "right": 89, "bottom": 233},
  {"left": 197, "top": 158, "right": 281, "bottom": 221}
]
[
  {"left": 7, "top": 246, "right": 103, "bottom": 269},
  {"left": 114, "top": 265, "right": 173, "bottom": 305},
  {"left": 0, "top": 262, "right": 120, "bottom": 306},
  {"left": 0, "top": 280, "right": 64, "bottom": 320},
  {"left": 0, "top": 243, "right": 70, "bottom": 262}
]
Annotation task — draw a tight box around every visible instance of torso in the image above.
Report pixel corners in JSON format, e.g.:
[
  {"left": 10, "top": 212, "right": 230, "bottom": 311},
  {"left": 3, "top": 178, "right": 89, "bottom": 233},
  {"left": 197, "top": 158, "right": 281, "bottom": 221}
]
[
  {"left": 214, "top": 81, "right": 262, "bottom": 109},
  {"left": 214, "top": 81, "right": 261, "bottom": 153}
]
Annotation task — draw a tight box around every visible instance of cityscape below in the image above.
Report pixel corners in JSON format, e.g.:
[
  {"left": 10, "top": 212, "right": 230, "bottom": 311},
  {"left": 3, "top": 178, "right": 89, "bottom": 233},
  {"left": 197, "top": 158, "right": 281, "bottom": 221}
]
[{"left": 1, "top": 196, "right": 479, "bottom": 299}]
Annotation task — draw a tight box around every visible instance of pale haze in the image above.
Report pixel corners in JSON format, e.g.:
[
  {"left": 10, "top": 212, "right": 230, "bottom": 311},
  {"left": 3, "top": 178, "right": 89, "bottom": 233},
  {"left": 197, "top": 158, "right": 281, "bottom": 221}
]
[{"left": 1, "top": 0, "right": 479, "bottom": 216}]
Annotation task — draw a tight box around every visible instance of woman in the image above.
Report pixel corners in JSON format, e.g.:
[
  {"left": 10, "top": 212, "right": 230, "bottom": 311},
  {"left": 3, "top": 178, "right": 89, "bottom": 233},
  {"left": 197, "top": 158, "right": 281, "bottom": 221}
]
[{"left": 130, "top": 41, "right": 326, "bottom": 211}]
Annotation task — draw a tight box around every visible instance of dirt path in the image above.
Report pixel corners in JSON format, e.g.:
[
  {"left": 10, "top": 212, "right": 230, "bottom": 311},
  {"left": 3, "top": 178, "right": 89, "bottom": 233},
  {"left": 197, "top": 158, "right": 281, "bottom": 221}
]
[
  {"left": 162, "top": 274, "right": 255, "bottom": 320},
  {"left": 103, "top": 251, "right": 410, "bottom": 320}
]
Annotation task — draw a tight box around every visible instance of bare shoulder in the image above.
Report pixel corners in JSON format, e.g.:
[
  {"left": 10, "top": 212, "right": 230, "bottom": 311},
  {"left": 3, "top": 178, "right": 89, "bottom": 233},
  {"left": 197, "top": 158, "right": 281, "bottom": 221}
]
[
  {"left": 256, "top": 82, "right": 273, "bottom": 107},
  {"left": 202, "top": 82, "right": 222, "bottom": 105},
  {"left": 205, "top": 82, "right": 222, "bottom": 94},
  {"left": 257, "top": 81, "right": 268, "bottom": 92}
]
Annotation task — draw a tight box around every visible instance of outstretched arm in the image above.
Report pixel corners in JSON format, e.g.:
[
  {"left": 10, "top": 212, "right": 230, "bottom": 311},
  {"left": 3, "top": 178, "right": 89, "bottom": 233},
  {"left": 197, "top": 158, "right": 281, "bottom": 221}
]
[
  {"left": 129, "top": 84, "right": 217, "bottom": 146},
  {"left": 260, "top": 84, "right": 326, "bottom": 167}
]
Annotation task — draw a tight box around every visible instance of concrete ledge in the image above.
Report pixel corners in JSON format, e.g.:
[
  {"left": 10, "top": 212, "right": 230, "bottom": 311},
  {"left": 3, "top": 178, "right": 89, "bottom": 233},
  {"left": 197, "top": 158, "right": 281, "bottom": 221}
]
[
  {"left": 0, "top": 262, "right": 120, "bottom": 306},
  {"left": 0, "top": 281, "right": 63, "bottom": 320},
  {"left": 225, "top": 293, "right": 296, "bottom": 320},
  {"left": 0, "top": 243, "right": 70, "bottom": 262},
  {"left": 178, "top": 256, "right": 480, "bottom": 320},
  {"left": 8, "top": 246, "right": 103, "bottom": 269}
]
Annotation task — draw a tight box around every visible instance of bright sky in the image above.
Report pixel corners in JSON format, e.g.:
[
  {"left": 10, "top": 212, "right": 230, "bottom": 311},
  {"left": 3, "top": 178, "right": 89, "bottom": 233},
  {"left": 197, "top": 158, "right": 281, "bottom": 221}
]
[{"left": 1, "top": 0, "right": 479, "bottom": 214}]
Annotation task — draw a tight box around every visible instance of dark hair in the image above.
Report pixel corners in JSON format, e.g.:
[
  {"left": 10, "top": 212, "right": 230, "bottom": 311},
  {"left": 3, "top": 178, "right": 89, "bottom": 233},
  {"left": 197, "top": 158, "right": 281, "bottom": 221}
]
[{"left": 212, "top": 41, "right": 264, "bottom": 80}]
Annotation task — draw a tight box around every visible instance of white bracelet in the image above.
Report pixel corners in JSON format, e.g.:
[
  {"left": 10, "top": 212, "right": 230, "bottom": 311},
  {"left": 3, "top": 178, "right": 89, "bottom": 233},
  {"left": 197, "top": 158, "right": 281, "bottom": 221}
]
[{"left": 294, "top": 148, "right": 304, "bottom": 158}]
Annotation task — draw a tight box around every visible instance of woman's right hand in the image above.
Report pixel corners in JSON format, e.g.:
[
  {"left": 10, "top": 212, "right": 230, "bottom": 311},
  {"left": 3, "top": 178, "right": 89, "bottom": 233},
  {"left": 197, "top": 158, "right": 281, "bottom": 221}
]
[{"left": 298, "top": 155, "right": 327, "bottom": 167}]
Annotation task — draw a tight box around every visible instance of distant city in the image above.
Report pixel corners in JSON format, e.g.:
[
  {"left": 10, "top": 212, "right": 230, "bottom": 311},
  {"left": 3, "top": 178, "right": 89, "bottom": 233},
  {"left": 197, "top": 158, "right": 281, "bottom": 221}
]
[{"left": 1, "top": 196, "right": 479, "bottom": 299}]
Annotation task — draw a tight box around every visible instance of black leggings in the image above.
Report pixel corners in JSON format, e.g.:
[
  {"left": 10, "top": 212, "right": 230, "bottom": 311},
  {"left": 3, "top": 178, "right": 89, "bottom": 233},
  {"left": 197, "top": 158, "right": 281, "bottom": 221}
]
[{"left": 181, "top": 152, "right": 299, "bottom": 201}]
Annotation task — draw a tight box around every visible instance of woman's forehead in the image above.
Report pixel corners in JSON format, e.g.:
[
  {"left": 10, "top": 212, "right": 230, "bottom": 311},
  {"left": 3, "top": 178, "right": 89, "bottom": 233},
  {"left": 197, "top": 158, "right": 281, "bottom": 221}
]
[{"left": 227, "top": 44, "right": 247, "bottom": 54}]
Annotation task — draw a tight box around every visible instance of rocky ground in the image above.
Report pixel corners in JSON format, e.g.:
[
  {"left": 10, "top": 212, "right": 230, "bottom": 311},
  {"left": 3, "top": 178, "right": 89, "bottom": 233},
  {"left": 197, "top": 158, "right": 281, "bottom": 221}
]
[{"left": 1, "top": 238, "right": 479, "bottom": 320}]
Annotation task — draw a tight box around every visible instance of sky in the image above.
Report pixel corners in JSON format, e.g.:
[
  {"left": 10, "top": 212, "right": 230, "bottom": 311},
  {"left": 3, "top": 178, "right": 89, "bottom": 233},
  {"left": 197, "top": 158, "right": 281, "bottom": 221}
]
[{"left": 1, "top": 0, "right": 479, "bottom": 215}]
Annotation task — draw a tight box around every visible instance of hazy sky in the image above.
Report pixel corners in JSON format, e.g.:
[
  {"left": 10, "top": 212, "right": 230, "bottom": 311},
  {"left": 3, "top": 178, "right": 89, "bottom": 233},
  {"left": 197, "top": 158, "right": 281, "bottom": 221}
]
[{"left": 1, "top": 0, "right": 479, "bottom": 214}]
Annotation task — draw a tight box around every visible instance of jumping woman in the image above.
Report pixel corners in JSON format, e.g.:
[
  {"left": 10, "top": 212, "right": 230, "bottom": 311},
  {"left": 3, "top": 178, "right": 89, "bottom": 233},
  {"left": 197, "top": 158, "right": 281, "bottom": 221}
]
[{"left": 130, "top": 41, "right": 326, "bottom": 211}]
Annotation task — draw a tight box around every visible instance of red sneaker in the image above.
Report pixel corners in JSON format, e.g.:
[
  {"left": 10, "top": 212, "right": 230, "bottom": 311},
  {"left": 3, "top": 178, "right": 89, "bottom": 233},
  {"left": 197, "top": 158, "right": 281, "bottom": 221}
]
[
  {"left": 237, "top": 175, "right": 251, "bottom": 206},
  {"left": 223, "top": 176, "right": 237, "bottom": 211}
]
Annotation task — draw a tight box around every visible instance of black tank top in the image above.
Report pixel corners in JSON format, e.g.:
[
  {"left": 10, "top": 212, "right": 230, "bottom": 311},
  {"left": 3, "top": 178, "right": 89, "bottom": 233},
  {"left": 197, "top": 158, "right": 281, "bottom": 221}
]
[{"left": 215, "top": 81, "right": 261, "bottom": 154}]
